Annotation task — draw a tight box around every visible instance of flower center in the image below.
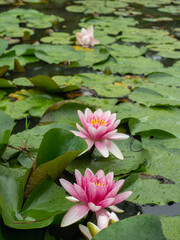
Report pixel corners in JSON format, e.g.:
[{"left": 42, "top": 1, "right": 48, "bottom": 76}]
[
  {"left": 91, "top": 118, "right": 107, "bottom": 126},
  {"left": 91, "top": 181, "right": 106, "bottom": 186}
]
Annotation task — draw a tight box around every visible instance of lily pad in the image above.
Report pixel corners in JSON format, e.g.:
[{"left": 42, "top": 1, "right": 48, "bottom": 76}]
[
  {"left": 93, "top": 215, "right": 166, "bottom": 240},
  {"left": 0, "top": 111, "right": 14, "bottom": 157},
  {"left": 2, "top": 123, "right": 75, "bottom": 161},
  {"left": 94, "top": 56, "right": 163, "bottom": 75},
  {"left": 40, "top": 32, "right": 73, "bottom": 45},
  {"left": 122, "top": 173, "right": 180, "bottom": 205},
  {"left": 40, "top": 100, "right": 95, "bottom": 126},
  {"left": 0, "top": 39, "right": 8, "bottom": 57},
  {"left": 35, "top": 44, "right": 83, "bottom": 64},
  {"left": 24, "top": 128, "right": 87, "bottom": 195},
  {"left": 160, "top": 216, "right": 180, "bottom": 240},
  {"left": 109, "top": 44, "right": 147, "bottom": 58},
  {"left": 129, "top": 86, "right": 180, "bottom": 107},
  {"left": 66, "top": 138, "right": 148, "bottom": 175}
]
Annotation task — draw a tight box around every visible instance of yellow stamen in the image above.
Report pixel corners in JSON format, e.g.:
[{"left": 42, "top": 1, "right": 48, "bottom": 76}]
[
  {"left": 91, "top": 118, "right": 107, "bottom": 126},
  {"left": 92, "top": 181, "right": 105, "bottom": 186}
]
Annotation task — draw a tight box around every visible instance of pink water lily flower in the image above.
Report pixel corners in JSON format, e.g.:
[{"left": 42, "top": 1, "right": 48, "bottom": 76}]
[
  {"left": 60, "top": 168, "right": 132, "bottom": 227},
  {"left": 71, "top": 108, "right": 129, "bottom": 159},
  {"left": 76, "top": 25, "right": 99, "bottom": 48}
]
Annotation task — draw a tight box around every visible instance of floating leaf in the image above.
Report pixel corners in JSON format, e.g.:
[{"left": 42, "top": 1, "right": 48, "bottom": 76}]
[
  {"left": 160, "top": 216, "right": 180, "bottom": 240},
  {"left": 40, "top": 100, "right": 95, "bottom": 126},
  {"left": 66, "top": 138, "right": 147, "bottom": 175},
  {"left": 0, "top": 111, "right": 14, "bottom": 158},
  {"left": 93, "top": 215, "right": 166, "bottom": 240},
  {"left": 122, "top": 173, "right": 180, "bottom": 205},
  {"left": 24, "top": 128, "right": 87, "bottom": 195}
]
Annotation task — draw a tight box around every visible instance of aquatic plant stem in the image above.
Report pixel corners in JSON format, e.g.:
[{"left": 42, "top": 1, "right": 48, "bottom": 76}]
[{"left": 88, "top": 144, "right": 95, "bottom": 158}]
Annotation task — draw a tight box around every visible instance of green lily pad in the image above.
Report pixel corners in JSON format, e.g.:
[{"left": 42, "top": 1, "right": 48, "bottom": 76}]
[
  {"left": 0, "top": 51, "right": 38, "bottom": 70},
  {"left": 94, "top": 56, "right": 163, "bottom": 75},
  {"left": 128, "top": 107, "right": 180, "bottom": 138},
  {"left": 3, "top": 123, "right": 75, "bottom": 161},
  {"left": 158, "top": 5, "right": 180, "bottom": 14},
  {"left": 129, "top": 86, "right": 180, "bottom": 107},
  {"left": 140, "top": 140, "right": 180, "bottom": 183},
  {"left": 40, "top": 32, "right": 73, "bottom": 45},
  {"left": 93, "top": 215, "right": 166, "bottom": 240},
  {"left": 22, "top": 177, "right": 73, "bottom": 221},
  {"left": 160, "top": 216, "right": 180, "bottom": 240},
  {"left": 122, "top": 173, "right": 180, "bottom": 205},
  {"left": 147, "top": 72, "right": 180, "bottom": 87},
  {"left": 0, "top": 111, "right": 14, "bottom": 158},
  {"left": 75, "top": 96, "right": 118, "bottom": 110},
  {"left": 0, "top": 90, "right": 6, "bottom": 100},
  {"left": 0, "top": 90, "right": 63, "bottom": 119},
  {"left": 34, "top": 44, "right": 83, "bottom": 64},
  {"left": 0, "top": 39, "right": 8, "bottom": 57},
  {"left": 40, "top": 100, "right": 95, "bottom": 126},
  {"left": 12, "top": 77, "right": 33, "bottom": 87},
  {"left": 25, "top": 128, "right": 87, "bottom": 195},
  {"left": 158, "top": 50, "right": 180, "bottom": 59},
  {"left": 66, "top": 138, "right": 148, "bottom": 175},
  {"left": 109, "top": 44, "right": 147, "bottom": 58},
  {"left": 0, "top": 78, "right": 15, "bottom": 88},
  {"left": 77, "top": 46, "right": 109, "bottom": 67},
  {"left": 0, "top": 165, "right": 30, "bottom": 228}
]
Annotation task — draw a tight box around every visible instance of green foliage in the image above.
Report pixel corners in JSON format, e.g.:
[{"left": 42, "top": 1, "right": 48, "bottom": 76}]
[{"left": 93, "top": 215, "right": 166, "bottom": 240}]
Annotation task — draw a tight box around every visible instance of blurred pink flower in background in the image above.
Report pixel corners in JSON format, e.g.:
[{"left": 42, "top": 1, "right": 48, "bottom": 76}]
[
  {"left": 60, "top": 168, "right": 132, "bottom": 227},
  {"left": 71, "top": 108, "right": 129, "bottom": 159},
  {"left": 76, "top": 25, "right": 99, "bottom": 48}
]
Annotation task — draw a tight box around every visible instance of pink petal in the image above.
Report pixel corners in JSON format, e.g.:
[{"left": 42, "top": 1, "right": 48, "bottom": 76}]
[
  {"left": 60, "top": 179, "right": 79, "bottom": 200},
  {"left": 96, "top": 209, "right": 110, "bottom": 230},
  {"left": 85, "top": 108, "right": 93, "bottom": 121},
  {"left": 109, "top": 205, "right": 124, "bottom": 213},
  {"left": 87, "top": 126, "right": 97, "bottom": 139},
  {"left": 105, "top": 180, "right": 125, "bottom": 199},
  {"left": 96, "top": 169, "right": 105, "bottom": 178},
  {"left": 85, "top": 168, "right": 94, "bottom": 180},
  {"left": 101, "top": 130, "right": 117, "bottom": 140},
  {"left": 107, "top": 119, "right": 120, "bottom": 131},
  {"left": 87, "top": 25, "right": 94, "bottom": 35},
  {"left": 95, "top": 185, "right": 108, "bottom": 201},
  {"left": 112, "top": 191, "right": 132, "bottom": 205},
  {"left": 74, "top": 184, "right": 88, "bottom": 204},
  {"left": 61, "top": 204, "right": 89, "bottom": 227},
  {"left": 92, "top": 39, "right": 100, "bottom": 46},
  {"left": 65, "top": 196, "right": 80, "bottom": 203},
  {"left": 106, "top": 140, "right": 124, "bottom": 159},
  {"left": 95, "top": 140, "right": 109, "bottom": 158},
  {"left": 88, "top": 202, "right": 102, "bottom": 212},
  {"left": 76, "top": 123, "right": 89, "bottom": 137},
  {"left": 102, "top": 110, "right": 111, "bottom": 118},
  {"left": 86, "top": 182, "right": 97, "bottom": 203},
  {"left": 94, "top": 109, "right": 103, "bottom": 118},
  {"left": 105, "top": 172, "right": 114, "bottom": 185},
  {"left": 71, "top": 130, "right": 87, "bottom": 139},
  {"left": 75, "top": 169, "right": 83, "bottom": 186},
  {"left": 109, "top": 133, "right": 129, "bottom": 140},
  {"left": 98, "top": 198, "right": 115, "bottom": 208},
  {"left": 96, "top": 126, "right": 107, "bottom": 139},
  {"left": 78, "top": 110, "right": 89, "bottom": 131},
  {"left": 113, "top": 179, "right": 125, "bottom": 191}
]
